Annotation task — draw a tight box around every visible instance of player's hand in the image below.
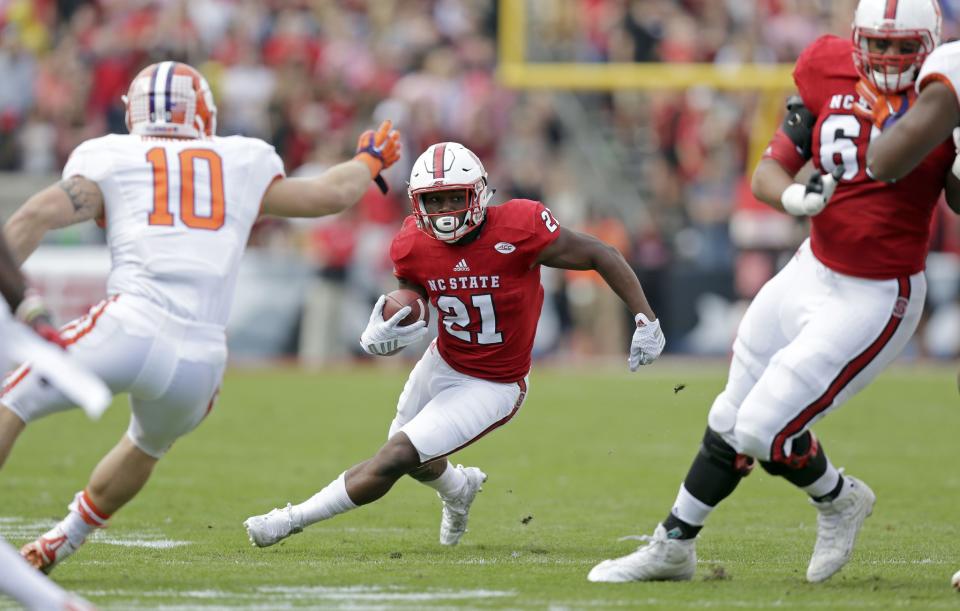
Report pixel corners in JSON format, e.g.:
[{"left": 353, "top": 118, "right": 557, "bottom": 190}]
[
  {"left": 355, "top": 120, "right": 402, "bottom": 194},
  {"left": 853, "top": 78, "right": 915, "bottom": 131},
  {"left": 629, "top": 313, "right": 665, "bottom": 371},
  {"left": 780, "top": 165, "right": 844, "bottom": 217},
  {"left": 15, "top": 292, "right": 67, "bottom": 349},
  {"left": 360, "top": 294, "right": 428, "bottom": 355}
]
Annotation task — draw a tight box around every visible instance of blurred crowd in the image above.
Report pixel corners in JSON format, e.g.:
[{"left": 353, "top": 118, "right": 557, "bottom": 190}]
[{"left": 3, "top": 0, "right": 960, "bottom": 361}]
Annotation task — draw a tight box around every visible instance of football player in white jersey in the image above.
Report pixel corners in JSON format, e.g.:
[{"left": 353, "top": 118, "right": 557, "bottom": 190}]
[
  {"left": 0, "top": 61, "right": 402, "bottom": 574},
  {"left": 0, "top": 235, "right": 96, "bottom": 609},
  {"left": 863, "top": 38, "right": 960, "bottom": 591}
]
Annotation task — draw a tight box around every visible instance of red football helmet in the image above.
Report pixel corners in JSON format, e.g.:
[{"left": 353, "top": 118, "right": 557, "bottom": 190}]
[
  {"left": 123, "top": 61, "right": 217, "bottom": 138},
  {"left": 852, "top": 0, "right": 941, "bottom": 93}
]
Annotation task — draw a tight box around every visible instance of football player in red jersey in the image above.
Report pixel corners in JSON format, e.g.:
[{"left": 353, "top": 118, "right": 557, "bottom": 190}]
[
  {"left": 589, "top": 0, "right": 960, "bottom": 585},
  {"left": 244, "top": 141, "right": 664, "bottom": 549}
]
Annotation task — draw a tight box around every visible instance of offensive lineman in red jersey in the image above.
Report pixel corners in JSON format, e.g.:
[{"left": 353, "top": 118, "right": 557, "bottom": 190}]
[
  {"left": 244, "top": 141, "right": 665, "bottom": 548},
  {"left": 589, "top": 0, "right": 960, "bottom": 585}
]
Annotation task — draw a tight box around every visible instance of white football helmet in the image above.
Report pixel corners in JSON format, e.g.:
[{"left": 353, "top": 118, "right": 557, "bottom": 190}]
[
  {"left": 852, "top": 0, "right": 941, "bottom": 93},
  {"left": 123, "top": 61, "right": 217, "bottom": 138},
  {"left": 408, "top": 142, "right": 493, "bottom": 242}
]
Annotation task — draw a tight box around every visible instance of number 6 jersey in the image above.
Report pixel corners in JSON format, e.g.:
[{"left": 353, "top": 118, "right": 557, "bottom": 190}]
[
  {"left": 764, "top": 35, "right": 954, "bottom": 279},
  {"left": 391, "top": 199, "right": 560, "bottom": 383},
  {"left": 62, "top": 134, "right": 284, "bottom": 326}
]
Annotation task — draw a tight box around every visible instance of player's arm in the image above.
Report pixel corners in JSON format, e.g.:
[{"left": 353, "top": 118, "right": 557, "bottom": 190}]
[
  {"left": 751, "top": 95, "right": 842, "bottom": 216},
  {"left": 536, "top": 227, "right": 655, "bottom": 320},
  {"left": 867, "top": 81, "right": 960, "bottom": 182},
  {"left": 0, "top": 232, "right": 27, "bottom": 312},
  {"left": 3, "top": 176, "right": 104, "bottom": 265},
  {"left": 261, "top": 120, "right": 401, "bottom": 218},
  {"left": 536, "top": 227, "right": 664, "bottom": 369}
]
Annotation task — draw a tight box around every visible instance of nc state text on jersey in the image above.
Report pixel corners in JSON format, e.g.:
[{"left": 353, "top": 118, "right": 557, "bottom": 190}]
[{"left": 426, "top": 275, "right": 501, "bottom": 292}]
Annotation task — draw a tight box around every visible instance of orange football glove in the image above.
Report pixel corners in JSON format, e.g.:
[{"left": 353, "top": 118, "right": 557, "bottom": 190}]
[
  {"left": 355, "top": 120, "right": 401, "bottom": 193},
  {"left": 853, "top": 78, "right": 915, "bottom": 131}
]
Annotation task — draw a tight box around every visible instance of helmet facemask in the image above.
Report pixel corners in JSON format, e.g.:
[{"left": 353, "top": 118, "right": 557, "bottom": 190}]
[
  {"left": 853, "top": 30, "right": 934, "bottom": 93},
  {"left": 412, "top": 181, "right": 491, "bottom": 243}
]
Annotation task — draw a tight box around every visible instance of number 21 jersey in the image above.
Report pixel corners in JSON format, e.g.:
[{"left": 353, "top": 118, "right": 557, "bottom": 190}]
[
  {"left": 391, "top": 199, "right": 561, "bottom": 383},
  {"left": 62, "top": 134, "right": 284, "bottom": 326}
]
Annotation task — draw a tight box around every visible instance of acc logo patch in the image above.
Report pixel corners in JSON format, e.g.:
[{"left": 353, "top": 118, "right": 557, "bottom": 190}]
[{"left": 495, "top": 242, "right": 516, "bottom": 254}]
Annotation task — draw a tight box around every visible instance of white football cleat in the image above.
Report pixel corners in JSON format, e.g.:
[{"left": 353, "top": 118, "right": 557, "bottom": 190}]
[
  {"left": 806, "top": 475, "right": 876, "bottom": 583},
  {"left": 587, "top": 523, "right": 697, "bottom": 582},
  {"left": 244, "top": 503, "right": 303, "bottom": 548},
  {"left": 439, "top": 465, "right": 487, "bottom": 546},
  {"left": 20, "top": 525, "right": 82, "bottom": 575}
]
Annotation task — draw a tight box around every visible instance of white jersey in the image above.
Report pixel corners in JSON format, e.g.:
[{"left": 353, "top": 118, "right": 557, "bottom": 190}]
[
  {"left": 62, "top": 134, "right": 284, "bottom": 326},
  {"left": 917, "top": 40, "right": 960, "bottom": 100}
]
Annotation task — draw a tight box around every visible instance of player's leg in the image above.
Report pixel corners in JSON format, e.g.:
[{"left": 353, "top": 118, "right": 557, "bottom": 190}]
[
  {"left": 588, "top": 247, "right": 806, "bottom": 583},
  {"left": 21, "top": 305, "right": 223, "bottom": 573},
  {"left": 0, "top": 536, "right": 94, "bottom": 610},
  {"left": 734, "top": 271, "right": 924, "bottom": 582},
  {"left": 245, "top": 348, "right": 524, "bottom": 548}
]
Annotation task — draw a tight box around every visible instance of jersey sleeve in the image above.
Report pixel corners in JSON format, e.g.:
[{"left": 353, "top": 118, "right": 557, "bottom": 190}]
[
  {"left": 389, "top": 218, "right": 419, "bottom": 284},
  {"left": 247, "top": 141, "right": 285, "bottom": 210},
  {"left": 761, "top": 127, "right": 808, "bottom": 175},
  {"left": 917, "top": 41, "right": 960, "bottom": 108},
  {"left": 510, "top": 199, "right": 561, "bottom": 266},
  {"left": 62, "top": 139, "right": 113, "bottom": 182}
]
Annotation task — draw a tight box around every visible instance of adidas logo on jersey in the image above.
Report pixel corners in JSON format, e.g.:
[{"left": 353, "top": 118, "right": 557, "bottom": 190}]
[{"left": 453, "top": 259, "right": 470, "bottom": 272}]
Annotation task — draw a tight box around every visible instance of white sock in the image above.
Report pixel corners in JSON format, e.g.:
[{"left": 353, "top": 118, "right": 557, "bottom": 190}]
[
  {"left": 421, "top": 462, "right": 467, "bottom": 498},
  {"left": 802, "top": 463, "right": 842, "bottom": 499},
  {"left": 671, "top": 483, "right": 714, "bottom": 526},
  {"left": 293, "top": 472, "right": 357, "bottom": 527},
  {"left": 62, "top": 490, "right": 107, "bottom": 546},
  {"left": 0, "top": 536, "right": 73, "bottom": 609}
]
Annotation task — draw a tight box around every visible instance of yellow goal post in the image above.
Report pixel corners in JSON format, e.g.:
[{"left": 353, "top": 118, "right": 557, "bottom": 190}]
[{"left": 495, "top": 0, "right": 797, "bottom": 175}]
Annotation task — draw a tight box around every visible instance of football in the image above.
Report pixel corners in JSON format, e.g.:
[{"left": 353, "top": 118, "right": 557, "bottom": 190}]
[
  {"left": 382, "top": 289, "right": 428, "bottom": 327},
  {"left": 952, "top": 569, "right": 960, "bottom": 591}
]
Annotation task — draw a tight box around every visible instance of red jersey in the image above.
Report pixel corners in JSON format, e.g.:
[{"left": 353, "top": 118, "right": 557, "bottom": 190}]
[
  {"left": 391, "top": 199, "right": 560, "bottom": 383},
  {"left": 771, "top": 35, "right": 954, "bottom": 279}
]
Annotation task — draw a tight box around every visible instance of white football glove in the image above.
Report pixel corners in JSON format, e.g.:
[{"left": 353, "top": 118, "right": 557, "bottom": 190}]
[
  {"left": 360, "top": 294, "right": 429, "bottom": 356},
  {"left": 629, "top": 313, "right": 665, "bottom": 371},
  {"left": 780, "top": 165, "right": 844, "bottom": 217}
]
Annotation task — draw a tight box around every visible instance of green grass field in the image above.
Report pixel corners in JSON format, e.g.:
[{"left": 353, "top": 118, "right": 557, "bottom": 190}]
[{"left": 2, "top": 361, "right": 959, "bottom": 610}]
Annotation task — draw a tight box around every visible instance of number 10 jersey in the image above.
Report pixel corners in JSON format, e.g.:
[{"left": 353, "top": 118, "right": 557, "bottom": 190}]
[{"left": 62, "top": 134, "right": 284, "bottom": 326}]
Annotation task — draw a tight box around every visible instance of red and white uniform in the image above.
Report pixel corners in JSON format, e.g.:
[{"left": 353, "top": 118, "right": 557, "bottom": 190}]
[
  {"left": 711, "top": 36, "right": 938, "bottom": 462},
  {"left": 2, "top": 134, "right": 283, "bottom": 457},
  {"left": 386, "top": 199, "right": 560, "bottom": 462}
]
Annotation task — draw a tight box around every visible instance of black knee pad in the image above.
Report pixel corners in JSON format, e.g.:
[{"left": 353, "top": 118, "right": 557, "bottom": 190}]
[{"left": 699, "top": 427, "right": 754, "bottom": 476}]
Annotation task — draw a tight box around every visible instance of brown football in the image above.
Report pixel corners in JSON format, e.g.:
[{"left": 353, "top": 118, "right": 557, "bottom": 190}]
[{"left": 382, "top": 289, "right": 428, "bottom": 326}]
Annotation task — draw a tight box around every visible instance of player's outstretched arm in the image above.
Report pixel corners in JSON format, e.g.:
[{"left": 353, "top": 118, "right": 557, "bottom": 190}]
[
  {"left": 0, "top": 232, "right": 27, "bottom": 313},
  {"left": 261, "top": 120, "right": 401, "bottom": 218},
  {"left": 536, "top": 227, "right": 664, "bottom": 368},
  {"left": 4, "top": 176, "right": 104, "bottom": 265},
  {"left": 867, "top": 81, "right": 960, "bottom": 182}
]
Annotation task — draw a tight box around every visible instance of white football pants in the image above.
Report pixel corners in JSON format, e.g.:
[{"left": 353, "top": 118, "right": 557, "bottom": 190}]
[
  {"left": 388, "top": 341, "right": 529, "bottom": 463},
  {"left": 2, "top": 294, "right": 226, "bottom": 458},
  {"left": 708, "top": 239, "right": 924, "bottom": 462}
]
